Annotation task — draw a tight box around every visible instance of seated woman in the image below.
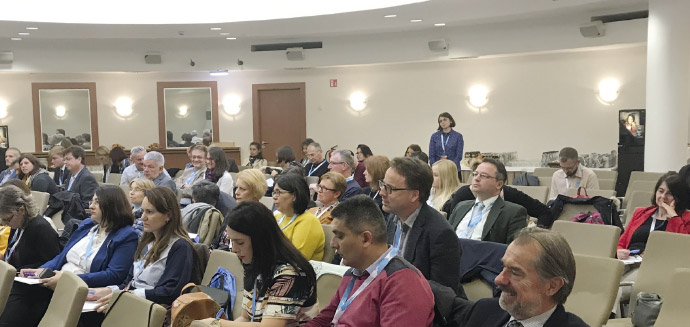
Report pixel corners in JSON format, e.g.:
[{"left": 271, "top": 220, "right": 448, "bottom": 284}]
[
  {"left": 617, "top": 172, "right": 690, "bottom": 259},
  {"left": 88, "top": 187, "right": 194, "bottom": 313},
  {"left": 199, "top": 201, "right": 318, "bottom": 326},
  {"left": 0, "top": 184, "right": 60, "bottom": 269},
  {"left": 206, "top": 147, "right": 234, "bottom": 196},
  {"left": 17, "top": 153, "right": 58, "bottom": 195},
  {"left": 353, "top": 144, "right": 373, "bottom": 187},
  {"left": 308, "top": 172, "right": 346, "bottom": 224},
  {"left": 129, "top": 177, "right": 156, "bottom": 236},
  {"left": 404, "top": 144, "right": 422, "bottom": 157},
  {"left": 246, "top": 142, "right": 268, "bottom": 169},
  {"left": 0, "top": 185, "right": 138, "bottom": 327},
  {"left": 428, "top": 159, "right": 461, "bottom": 212},
  {"left": 273, "top": 174, "right": 325, "bottom": 260},
  {"left": 361, "top": 155, "right": 390, "bottom": 211}
]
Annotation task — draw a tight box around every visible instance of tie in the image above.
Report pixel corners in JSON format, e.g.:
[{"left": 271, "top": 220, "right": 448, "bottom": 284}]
[
  {"left": 400, "top": 223, "right": 411, "bottom": 252},
  {"left": 67, "top": 176, "right": 76, "bottom": 191},
  {"left": 506, "top": 320, "right": 523, "bottom": 327},
  {"left": 463, "top": 202, "right": 485, "bottom": 239}
]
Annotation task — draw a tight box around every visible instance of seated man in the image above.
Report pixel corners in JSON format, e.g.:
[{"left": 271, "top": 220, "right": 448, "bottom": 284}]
[
  {"left": 120, "top": 146, "right": 147, "bottom": 185},
  {"left": 44, "top": 146, "right": 99, "bottom": 221},
  {"left": 328, "top": 149, "right": 361, "bottom": 201},
  {"left": 383, "top": 157, "right": 460, "bottom": 291},
  {"left": 176, "top": 144, "right": 207, "bottom": 196},
  {"left": 182, "top": 180, "right": 235, "bottom": 242},
  {"left": 304, "top": 142, "right": 329, "bottom": 178},
  {"left": 143, "top": 151, "right": 176, "bottom": 193},
  {"left": 305, "top": 195, "right": 435, "bottom": 327},
  {"left": 549, "top": 147, "right": 599, "bottom": 200},
  {"left": 449, "top": 158, "right": 527, "bottom": 244},
  {"left": 434, "top": 227, "right": 588, "bottom": 327},
  {"left": 0, "top": 147, "right": 20, "bottom": 185}
]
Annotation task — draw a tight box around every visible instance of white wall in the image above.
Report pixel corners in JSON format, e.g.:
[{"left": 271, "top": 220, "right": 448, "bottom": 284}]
[{"left": 0, "top": 45, "right": 647, "bottom": 163}]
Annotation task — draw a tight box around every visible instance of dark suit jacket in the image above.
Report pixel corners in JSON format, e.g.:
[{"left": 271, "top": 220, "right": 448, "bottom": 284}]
[
  {"left": 385, "top": 203, "right": 461, "bottom": 291},
  {"left": 448, "top": 197, "right": 527, "bottom": 244},
  {"left": 53, "top": 166, "right": 71, "bottom": 186},
  {"left": 462, "top": 298, "right": 589, "bottom": 327},
  {"left": 66, "top": 167, "right": 99, "bottom": 208}
]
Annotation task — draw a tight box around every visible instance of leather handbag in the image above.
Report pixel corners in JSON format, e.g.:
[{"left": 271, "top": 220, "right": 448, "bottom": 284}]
[{"left": 631, "top": 292, "right": 662, "bottom": 327}]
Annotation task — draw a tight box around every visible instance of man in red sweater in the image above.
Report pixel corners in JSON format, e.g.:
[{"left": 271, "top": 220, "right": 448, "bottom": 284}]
[{"left": 305, "top": 195, "right": 435, "bottom": 327}]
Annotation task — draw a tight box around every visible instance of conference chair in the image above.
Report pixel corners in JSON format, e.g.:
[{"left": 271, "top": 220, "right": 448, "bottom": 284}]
[
  {"left": 537, "top": 176, "right": 552, "bottom": 188},
  {"left": 593, "top": 170, "right": 618, "bottom": 181},
  {"left": 91, "top": 172, "right": 104, "bottom": 184},
  {"left": 0, "top": 260, "right": 16, "bottom": 313},
  {"left": 551, "top": 220, "right": 620, "bottom": 257},
  {"left": 238, "top": 165, "right": 250, "bottom": 171},
  {"left": 566, "top": 254, "right": 624, "bottom": 327},
  {"left": 511, "top": 185, "right": 549, "bottom": 204},
  {"left": 101, "top": 291, "right": 167, "bottom": 327},
  {"left": 532, "top": 167, "right": 558, "bottom": 177},
  {"left": 564, "top": 188, "right": 616, "bottom": 199},
  {"left": 653, "top": 268, "right": 690, "bottom": 327},
  {"left": 31, "top": 190, "right": 51, "bottom": 212},
  {"left": 259, "top": 196, "right": 274, "bottom": 210},
  {"left": 316, "top": 272, "right": 342, "bottom": 311},
  {"left": 106, "top": 173, "right": 122, "bottom": 185},
  {"left": 598, "top": 179, "right": 616, "bottom": 190},
  {"left": 623, "top": 171, "right": 663, "bottom": 200},
  {"left": 622, "top": 191, "right": 652, "bottom": 226},
  {"left": 461, "top": 279, "right": 494, "bottom": 302},
  {"left": 321, "top": 224, "right": 336, "bottom": 263},
  {"left": 202, "top": 250, "right": 244, "bottom": 320},
  {"left": 119, "top": 184, "right": 130, "bottom": 195},
  {"left": 38, "top": 271, "right": 88, "bottom": 327}
]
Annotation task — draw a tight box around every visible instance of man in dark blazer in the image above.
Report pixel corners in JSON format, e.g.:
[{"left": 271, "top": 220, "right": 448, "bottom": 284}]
[
  {"left": 433, "top": 227, "right": 588, "bottom": 327},
  {"left": 383, "top": 157, "right": 461, "bottom": 291},
  {"left": 448, "top": 158, "right": 527, "bottom": 244},
  {"left": 62, "top": 145, "right": 99, "bottom": 208}
]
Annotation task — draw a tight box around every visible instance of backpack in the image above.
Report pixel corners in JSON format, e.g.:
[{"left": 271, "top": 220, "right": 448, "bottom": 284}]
[
  {"left": 512, "top": 172, "right": 540, "bottom": 186},
  {"left": 171, "top": 283, "right": 225, "bottom": 327},
  {"left": 197, "top": 267, "right": 237, "bottom": 319},
  {"left": 571, "top": 211, "right": 605, "bottom": 224},
  {"left": 184, "top": 205, "right": 223, "bottom": 246}
]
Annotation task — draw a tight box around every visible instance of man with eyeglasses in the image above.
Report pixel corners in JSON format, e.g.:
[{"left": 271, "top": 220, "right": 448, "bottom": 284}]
[
  {"left": 328, "top": 149, "right": 361, "bottom": 201},
  {"left": 448, "top": 158, "right": 527, "bottom": 244},
  {"left": 548, "top": 147, "right": 599, "bottom": 201},
  {"left": 381, "top": 157, "right": 461, "bottom": 292}
]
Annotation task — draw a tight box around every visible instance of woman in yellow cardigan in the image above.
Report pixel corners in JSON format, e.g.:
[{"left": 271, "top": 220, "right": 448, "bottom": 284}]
[{"left": 272, "top": 174, "right": 325, "bottom": 261}]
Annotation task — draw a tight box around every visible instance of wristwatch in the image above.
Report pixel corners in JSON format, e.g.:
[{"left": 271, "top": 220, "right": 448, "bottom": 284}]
[{"left": 210, "top": 318, "right": 222, "bottom": 327}]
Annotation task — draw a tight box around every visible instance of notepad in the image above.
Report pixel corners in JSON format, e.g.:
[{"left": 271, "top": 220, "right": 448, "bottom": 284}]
[
  {"left": 620, "top": 255, "right": 643, "bottom": 265},
  {"left": 14, "top": 277, "right": 43, "bottom": 285},
  {"left": 82, "top": 301, "right": 100, "bottom": 312}
]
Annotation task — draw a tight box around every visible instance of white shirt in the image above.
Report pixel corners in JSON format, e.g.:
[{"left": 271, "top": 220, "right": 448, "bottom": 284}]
[
  {"left": 62, "top": 226, "right": 109, "bottom": 274},
  {"left": 456, "top": 195, "right": 499, "bottom": 240},
  {"left": 505, "top": 305, "right": 557, "bottom": 327}
]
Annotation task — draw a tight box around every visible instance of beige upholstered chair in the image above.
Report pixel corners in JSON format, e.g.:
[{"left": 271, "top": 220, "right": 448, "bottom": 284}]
[
  {"left": 532, "top": 167, "right": 558, "bottom": 177},
  {"left": 593, "top": 170, "right": 618, "bottom": 181},
  {"left": 565, "top": 188, "right": 616, "bottom": 199},
  {"left": 461, "top": 279, "right": 493, "bottom": 302},
  {"left": 598, "top": 179, "right": 616, "bottom": 190},
  {"left": 316, "top": 273, "right": 342, "bottom": 311},
  {"left": 91, "top": 172, "right": 104, "bottom": 183},
  {"left": 102, "top": 291, "right": 167, "bottom": 327},
  {"left": 623, "top": 191, "right": 652, "bottom": 226},
  {"left": 511, "top": 185, "right": 549, "bottom": 204},
  {"left": 321, "top": 224, "right": 336, "bottom": 263},
  {"left": 202, "top": 250, "right": 245, "bottom": 320},
  {"left": 551, "top": 220, "right": 620, "bottom": 258},
  {"left": 654, "top": 268, "right": 690, "bottom": 327},
  {"left": 31, "top": 191, "right": 51, "bottom": 212},
  {"left": 537, "top": 176, "right": 552, "bottom": 188},
  {"left": 38, "top": 271, "right": 88, "bottom": 327},
  {"left": 566, "top": 254, "right": 624, "bottom": 327},
  {"left": 119, "top": 184, "right": 130, "bottom": 195},
  {"left": 106, "top": 173, "right": 122, "bottom": 185},
  {"left": 259, "top": 196, "right": 274, "bottom": 210},
  {"left": 0, "top": 260, "right": 16, "bottom": 313}
]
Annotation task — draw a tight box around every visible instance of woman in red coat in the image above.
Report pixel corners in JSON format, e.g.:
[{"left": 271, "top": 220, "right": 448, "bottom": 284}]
[{"left": 617, "top": 172, "right": 690, "bottom": 259}]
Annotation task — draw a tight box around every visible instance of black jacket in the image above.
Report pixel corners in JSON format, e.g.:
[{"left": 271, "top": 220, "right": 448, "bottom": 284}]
[
  {"left": 53, "top": 166, "right": 71, "bottom": 186},
  {"left": 6, "top": 215, "right": 61, "bottom": 270}
]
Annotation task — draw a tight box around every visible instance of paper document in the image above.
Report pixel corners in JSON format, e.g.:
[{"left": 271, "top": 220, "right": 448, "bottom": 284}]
[
  {"left": 188, "top": 233, "right": 198, "bottom": 239},
  {"left": 620, "top": 255, "right": 643, "bottom": 265},
  {"left": 14, "top": 277, "right": 43, "bottom": 285},
  {"left": 82, "top": 301, "right": 100, "bottom": 312}
]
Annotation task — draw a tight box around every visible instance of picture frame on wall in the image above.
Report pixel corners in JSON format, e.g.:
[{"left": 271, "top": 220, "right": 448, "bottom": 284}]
[
  {"left": 0, "top": 125, "right": 7, "bottom": 148},
  {"left": 618, "top": 109, "right": 645, "bottom": 146}
]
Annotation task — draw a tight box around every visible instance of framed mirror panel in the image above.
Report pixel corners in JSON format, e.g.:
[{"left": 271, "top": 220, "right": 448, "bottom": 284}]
[{"left": 157, "top": 81, "right": 219, "bottom": 149}]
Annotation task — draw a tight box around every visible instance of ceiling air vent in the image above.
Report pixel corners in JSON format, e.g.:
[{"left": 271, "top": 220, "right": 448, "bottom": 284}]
[{"left": 251, "top": 42, "right": 322, "bottom": 52}]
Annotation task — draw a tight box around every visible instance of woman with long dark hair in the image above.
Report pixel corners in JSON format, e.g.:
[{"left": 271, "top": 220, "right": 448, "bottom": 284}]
[
  {"left": 206, "top": 147, "right": 234, "bottom": 196},
  {"left": 246, "top": 142, "right": 267, "bottom": 169},
  {"left": 17, "top": 153, "right": 58, "bottom": 195},
  {"left": 200, "top": 201, "right": 318, "bottom": 326},
  {"left": 353, "top": 144, "right": 373, "bottom": 187}
]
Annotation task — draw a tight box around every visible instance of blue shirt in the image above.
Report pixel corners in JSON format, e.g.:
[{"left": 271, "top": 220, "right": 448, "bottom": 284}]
[{"left": 429, "top": 129, "right": 464, "bottom": 170}]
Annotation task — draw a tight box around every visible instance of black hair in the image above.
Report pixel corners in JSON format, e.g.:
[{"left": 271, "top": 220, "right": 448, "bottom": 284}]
[
  {"left": 409, "top": 151, "right": 429, "bottom": 165},
  {"left": 652, "top": 172, "right": 690, "bottom": 213},
  {"left": 437, "top": 112, "right": 457, "bottom": 131},
  {"left": 17, "top": 153, "right": 45, "bottom": 179},
  {"left": 249, "top": 141, "right": 264, "bottom": 160},
  {"left": 276, "top": 146, "right": 296, "bottom": 165},
  {"left": 481, "top": 158, "right": 508, "bottom": 183},
  {"left": 64, "top": 145, "right": 86, "bottom": 165},
  {"left": 389, "top": 157, "right": 433, "bottom": 203},
  {"left": 192, "top": 180, "right": 220, "bottom": 206},
  {"left": 300, "top": 138, "right": 315, "bottom": 148},
  {"left": 331, "top": 195, "right": 387, "bottom": 244},
  {"left": 405, "top": 144, "right": 422, "bottom": 157},
  {"left": 96, "top": 185, "right": 135, "bottom": 233},
  {"left": 275, "top": 173, "right": 310, "bottom": 214},
  {"left": 357, "top": 144, "right": 373, "bottom": 158},
  {"left": 207, "top": 147, "right": 230, "bottom": 180}
]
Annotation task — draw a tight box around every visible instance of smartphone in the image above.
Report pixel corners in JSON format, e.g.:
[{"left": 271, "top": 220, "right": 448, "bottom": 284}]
[{"left": 38, "top": 268, "right": 56, "bottom": 279}]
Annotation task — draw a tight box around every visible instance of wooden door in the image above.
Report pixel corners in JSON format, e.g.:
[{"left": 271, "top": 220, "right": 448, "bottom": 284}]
[{"left": 252, "top": 83, "right": 306, "bottom": 163}]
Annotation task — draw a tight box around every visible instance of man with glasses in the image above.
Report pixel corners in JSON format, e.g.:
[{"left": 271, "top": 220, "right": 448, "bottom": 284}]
[
  {"left": 382, "top": 157, "right": 461, "bottom": 291},
  {"left": 548, "top": 147, "right": 599, "bottom": 200},
  {"left": 44, "top": 146, "right": 99, "bottom": 221},
  {"left": 448, "top": 158, "right": 527, "bottom": 244},
  {"left": 328, "top": 149, "right": 361, "bottom": 201}
]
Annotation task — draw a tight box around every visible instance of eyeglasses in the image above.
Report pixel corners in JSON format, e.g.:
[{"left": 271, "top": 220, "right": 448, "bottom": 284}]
[
  {"left": 0, "top": 211, "right": 18, "bottom": 224},
  {"left": 470, "top": 171, "right": 497, "bottom": 180},
  {"left": 378, "top": 180, "right": 413, "bottom": 194},
  {"left": 316, "top": 184, "right": 337, "bottom": 193},
  {"left": 272, "top": 189, "right": 293, "bottom": 197}
]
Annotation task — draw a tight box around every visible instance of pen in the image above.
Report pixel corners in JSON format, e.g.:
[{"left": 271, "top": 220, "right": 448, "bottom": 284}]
[
  {"left": 629, "top": 249, "right": 641, "bottom": 255},
  {"left": 24, "top": 273, "right": 35, "bottom": 277}
]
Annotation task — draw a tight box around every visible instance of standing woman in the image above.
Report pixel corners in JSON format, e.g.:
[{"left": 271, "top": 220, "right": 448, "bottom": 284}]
[
  {"left": 246, "top": 142, "right": 268, "bottom": 169},
  {"left": 428, "top": 160, "right": 461, "bottom": 212},
  {"left": 17, "top": 153, "right": 58, "bottom": 195},
  {"left": 429, "top": 112, "right": 464, "bottom": 180},
  {"left": 353, "top": 144, "right": 373, "bottom": 188},
  {"left": 362, "top": 155, "right": 390, "bottom": 211},
  {"left": 200, "top": 201, "right": 318, "bottom": 327},
  {"left": 206, "top": 147, "right": 234, "bottom": 196}
]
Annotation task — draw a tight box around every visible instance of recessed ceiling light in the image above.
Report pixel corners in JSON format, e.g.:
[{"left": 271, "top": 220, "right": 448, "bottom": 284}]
[
  {"left": 18, "top": 32, "right": 30, "bottom": 36},
  {"left": 410, "top": 19, "right": 423, "bottom": 23},
  {"left": 26, "top": 27, "right": 38, "bottom": 30},
  {"left": 210, "top": 27, "right": 222, "bottom": 31},
  {"left": 10, "top": 37, "right": 22, "bottom": 41},
  {"left": 226, "top": 37, "right": 237, "bottom": 40},
  {"left": 219, "top": 32, "right": 230, "bottom": 36},
  {"left": 434, "top": 23, "right": 446, "bottom": 27},
  {"left": 384, "top": 14, "right": 397, "bottom": 18}
]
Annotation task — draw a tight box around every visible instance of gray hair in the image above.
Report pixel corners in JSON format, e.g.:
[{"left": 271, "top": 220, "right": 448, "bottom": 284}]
[
  {"left": 308, "top": 142, "right": 322, "bottom": 151},
  {"left": 131, "top": 146, "right": 146, "bottom": 156},
  {"left": 512, "top": 227, "right": 576, "bottom": 304},
  {"left": 0, "top": 185, "right": 39, "bottom": 225},
  {"left": 333, "top": 149, "right": 355, "bottom": 171},
  {"left": 144, "top": 151, "right": 165, "bottom": 167},
  {"left": 6, "top": 147, "right": 21, "bottom": 156}
]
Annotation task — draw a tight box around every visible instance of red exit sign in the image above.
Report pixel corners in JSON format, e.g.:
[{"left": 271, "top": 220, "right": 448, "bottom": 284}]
[{"left": 330, "top": 79, "right": 338, "bottom": 87}]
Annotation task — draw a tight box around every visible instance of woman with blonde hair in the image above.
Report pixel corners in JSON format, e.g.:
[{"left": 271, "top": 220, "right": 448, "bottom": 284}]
[
  {"left": 428, "top": 159, "right": 461, "bottom": 212},
  {"left": 129, "top": 177, "right": 156, "bottom": 235}
]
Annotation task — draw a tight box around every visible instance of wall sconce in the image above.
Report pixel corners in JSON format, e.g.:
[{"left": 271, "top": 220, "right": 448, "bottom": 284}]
[
  {"left": 349, "top": 92, "right": 367, "bottom": 111},
  {"left": 223, "top": 95, "right": 241, "bottom": 115},
  {"left": 55, "top": 105, "right": 66, "bottom": 118},
  {"left": 178, "top": 105, "right": 189, "bottom": 117},
  {"left": 115, "top": 97, "right": 133, "bottom": 117},
  {"left": 0, "top": 99, "right": 7, "bottom": 119},
  {"left": 468, "top": 85, "right": 489, "bottom": 108},
  {"left": 598, "top": 78, "right": 620, "bottom": 104}
]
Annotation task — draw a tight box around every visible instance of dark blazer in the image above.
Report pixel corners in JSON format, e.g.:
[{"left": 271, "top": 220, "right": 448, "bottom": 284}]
[
  {"left": 385, "top": 203, "right": 461, "bottom": 291},
  {"left": 6, "top": 216, "right": 61, "bottom": 270},
  {"left": 65, "top": 167, "right": 99, "bottom": 208},
  {"left": 30, "top": 172, "right": 58, "bottom": 195},
  {"left": 448, "top": 197, "right": 527, "bottom": 244},
  {"left": 462, "top": 298, "right": 589, "bottom": 327},
  {"left": 305, "top": 160, "right": 329, "bottom": 178},
  {"left": 339, "top": 179, "right": 362, "bottom": 201},
  {"left": 53, "top": 166, "right": 71, "bottom": 186}
]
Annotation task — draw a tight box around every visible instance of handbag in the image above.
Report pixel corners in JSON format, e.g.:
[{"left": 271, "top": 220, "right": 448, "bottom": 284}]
[
  {"left": 631, "top": 292, "right": 663, "bottom": 327},
  {"left": 571, "top": 211, "right": 604, "bottom": 224},
  {"left": 573, "top": 187, "right": 590, "bottom": 198}
]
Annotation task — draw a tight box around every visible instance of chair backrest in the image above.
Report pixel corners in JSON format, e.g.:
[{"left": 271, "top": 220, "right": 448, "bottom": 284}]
[
  {"left": 202, "top": 250, "right": 245, "bottom": 320},
  {"left": 625, "top": 172, "right": 663, "bottom": 199},
  {"left": 119, "top": 184, "right": 131, "bottom": 195},
  {"left": 321, "top": 224, "right": 336, "bottom": 263},
  {"left": 654, "top": 268, "right": 690, "bottom": 327},
  {"left": 259, "top": 196, "right": 274, "bottom": 210},
  {"left": 461, "top": 279, "right": 493, "bottom": 302},
  {"left": 537, "top": 176, "right": 552, "bottom": 188},
  {"left": 102, "top": 291, "right": 167, "bottom": 327},
  {"left": 566, "top": 254, "right": 624, "bottom": 327},
  {"left": 316, "top": 273, "right": 342, "bottom": 311},
  {"left": 556, "top": 203, "right": 598, "bottom": 221},
  {"left": 91, "top": 172, "right": 104, "bottom": 183},
  {"left": 238, "top": 165, "right": 250, "bottom": 171},
  {"left": 629, "top": 232, "right": 690, "bottom": 313},
  {"left": 0, "top": 260, "right": 16, "bottom": 313},
  {"left": 511, "top": 185, "right": 549, "bottom": 204},
  {"left": 598, "top": 179, "right": 616, "bottom": 190},
  {"left": 38, "top": 271, "right": 88, "bottom": 327},
  {"left": 593, "top": 170, "right": 618, "bottom": 181},
  {"left": 305, "top": 176, "right": 319, "bottom": 186},
  {"left": 551, "top": 220, "right": 620, "bottom": 258},
  {"left": 532, "top": 167, "right": 558, "bottom": 177},
  {"left": 31, "top": 190, "right": 51, "bottom": 212},
  {"left": 624, "top": 191, "right": 653, "bottom": 226},
  {"left": 106, "top": 173, "right": 123, "bottom": 185},
  {"left": 564, "top": 188, "right": 616, "bottom": 199}
]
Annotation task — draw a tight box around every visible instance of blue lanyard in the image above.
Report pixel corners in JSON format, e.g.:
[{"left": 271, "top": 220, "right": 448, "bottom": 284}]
[
  {"left": 441, "top": 133, "right": 451, "bottom": 154},
  {"left": 277, "top": 214, "right": 298, "bottom": 231},
  {"left": 250, "top": 279, "right": 259, "bottom": 322},
  {"left": 308, "top": 160, "right": 326, "bottom": 176},
  {"left": 83, "top": 226, "right": 101, "bottom": 259},
  {"left": 4, "top": 228, "right": 22, "bottom": 262}
]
